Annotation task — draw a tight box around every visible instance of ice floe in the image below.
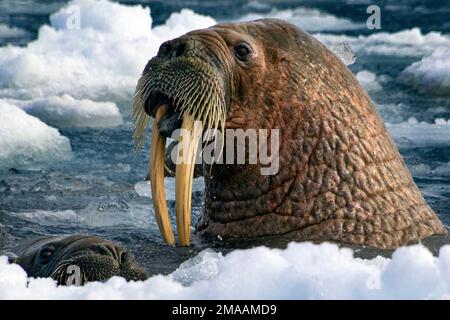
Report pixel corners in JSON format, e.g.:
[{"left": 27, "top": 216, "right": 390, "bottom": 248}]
[
  {"left": 2, "top": 243, "right": 450, "bottom": 299},
  {"left": 6, "top": 210, "right": 83, "bottom": 226},
  {"left": 387, "top": 117, "right": 450, "bottom": 146},
  {"left": 0, "top": 0, "right": 216, "bottom": 101},
  {"left": 410, "top": 162, "right": 450, "bottom": 179},
  {"left": 10, "top": 94, "right": 123, "bottom": 128},
  {"left": 356, "top": 70, "right": 382, "bottom": 92},
  {"left": 316, "top": 28, "right": 450, "bottom": 57},
  {"left": 402, "top": 48, "right": 450, "bottom": 96},
  {"left": 239, "top": 7, "right": 363, "bottom": 32},
  {"left": 0, "top": 101, "right": 72, "bottom": 170},
  {"left": 330, "top": 41, "right": 356, "bottom": 66},
  {"left": 134, "top": 177, "right": 205, "bottom": 200},
  {"left": 0, "top": 24, "right": 27, "bottom": 38}
]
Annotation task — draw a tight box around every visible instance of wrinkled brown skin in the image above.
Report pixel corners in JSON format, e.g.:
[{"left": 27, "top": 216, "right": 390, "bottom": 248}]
[
  {"left": 11, "top": 235, "right": 147, "bottom": 285},
  {"left": 161, "top": 19, "right": 447, "bottom": 249}
]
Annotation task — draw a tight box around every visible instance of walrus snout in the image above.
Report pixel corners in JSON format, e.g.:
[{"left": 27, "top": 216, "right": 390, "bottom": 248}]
[
  {"left": 157, "top": 37, "right": 191, "bottom": 60},
  {"left": 133, "top": 31, "right": 227, "bottom": 246}
]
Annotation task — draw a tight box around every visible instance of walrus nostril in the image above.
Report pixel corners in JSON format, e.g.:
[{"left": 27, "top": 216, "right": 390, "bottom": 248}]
[
  {"left": 174, "top": 42, "right": 186, "bottom": 57},
  {"left": 119, "top": 251, "right": 128, "bottom": 264},
  {"left": 158, "top": 40, "right": 187, "bottom": 59},
  {"left": 158, "top": 41, "right": 172, "bottom": 57},
  {"left": 97, "top": 244, "right": 127, "bottom": 263}
]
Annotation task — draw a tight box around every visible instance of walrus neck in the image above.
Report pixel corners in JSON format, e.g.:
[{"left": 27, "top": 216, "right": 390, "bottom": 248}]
[{"left": 197, "top": 109, "right": 319, "bottom": 238}]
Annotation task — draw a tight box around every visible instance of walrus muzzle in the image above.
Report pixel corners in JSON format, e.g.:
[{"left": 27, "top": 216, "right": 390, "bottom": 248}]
[{"left": 132, "top": 37, "right": 227, "bottom": 246}]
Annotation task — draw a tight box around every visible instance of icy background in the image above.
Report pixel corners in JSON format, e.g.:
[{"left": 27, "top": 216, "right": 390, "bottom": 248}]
[{"left": 0, "top": 0, "right": 450, "bottom": 299}]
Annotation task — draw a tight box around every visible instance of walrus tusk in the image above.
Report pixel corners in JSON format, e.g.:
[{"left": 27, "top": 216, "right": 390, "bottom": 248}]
[
  {"left": 150, "top": 106, "right": 175, "bottom": 245},
  {"left": 175, "top": 114, "right": 202, "bottom": 246}
]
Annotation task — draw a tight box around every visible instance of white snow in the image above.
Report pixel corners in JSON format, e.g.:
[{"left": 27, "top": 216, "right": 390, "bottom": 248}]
[
  {"left": 0, "top": 101, "right": 72, "bottom": 170},
  {"left": 2, "top": 243, "right": 450, "bottom": 299},
  {"left": 402, "top": 48, "right": 450, "bottom": 96},
  {"left": 239, "top": 7, "right": 363, "bottom": 32},
  {"left": 0, "top": 0, "right": 216, "bottom": 101},
  {"left": 10, "top": 95, "right": 123, "bottom": 128}
]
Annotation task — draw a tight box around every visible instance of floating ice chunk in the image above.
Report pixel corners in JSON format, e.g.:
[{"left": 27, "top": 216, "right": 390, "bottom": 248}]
[
  {"left": 330, "top": 42, "right": 356, "bottom": 66},
  {"left": 0, "top": 101, "right": 72, "bottom": 170},
  {"left": 11, "top": 95, "right": 123, "bottom": 128},
  {"left": 409, "top": 163, "right": 432, "bottom": 177},
  {"left": 79, "top": 196, "right": 155, "bottom": 228},
  {"left": 239, "top": 7, "right": 363, "bottom": 32},
  {"left": 172, "top": 249, "right": 222, "bottom": 286},
  {"left": 356, "top": 70, "right": 382, "bottom": 92},
  {"left": 375, "top": 103, "right": 411, "bottom": 124},
  {"left": 316, "top": 28, "right": 450, "bottom": 57},
  {"left": 29, "top": 181, "right": 51, "bottom": 193},
  {"left": 435, "top": 118, "right": 450, "bottom": 125},
  {"left": 402, "top": 48, "right": 450, "bottom": 97},
  {"left": 0, "top": 24, "right": 27, "bottom": 38},
  {"left": 4, "top": 243, "right": 450, "bottom": 299},
  {"left": 152, "top": 9, "right": 216, "bottom": 40},
  {"left": 386, "top": 117, "right": 450, "bottom": 146},
  {"left": 246, "top": 1, "right": 272, "bottom": 10},
  {"left": 433, "top": 162, "right": 450, "bottom": 177},
  {"left": 410, "top": 162, "right": 450, "bottom": 178},
  {"left": 6, "top": 210, "right": 84, "bottom": 226},
  {"left": 135, "top": 177, "right": 205, "bottom": 200}
]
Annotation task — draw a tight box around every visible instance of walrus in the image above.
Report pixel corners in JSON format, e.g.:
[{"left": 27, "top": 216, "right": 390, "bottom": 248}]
[
  {"left": 132, "top": 19, "right": 447, "bottom": 249},
  {"left": 8, "top": 235, "right": 147, "bottom": 285}
]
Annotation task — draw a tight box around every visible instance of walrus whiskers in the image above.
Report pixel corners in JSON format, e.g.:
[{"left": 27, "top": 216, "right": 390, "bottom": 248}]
[{"left": 132, "top": 74, "right": 151, "bottom": 150}]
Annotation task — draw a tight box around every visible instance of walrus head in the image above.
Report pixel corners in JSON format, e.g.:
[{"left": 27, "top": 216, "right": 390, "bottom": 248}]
[
  {"left": 11, "top": 235, "right": 147, "bottom": 285},
  {"left": 133, "top": 19, "right": 446, "bottom": 249}
]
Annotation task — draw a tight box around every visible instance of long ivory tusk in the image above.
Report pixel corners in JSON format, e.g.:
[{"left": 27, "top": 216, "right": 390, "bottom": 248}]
[
  {"left": 175, "top": 115, "right": 202, "bottom": 246},
  {"left": 150, "top": 106, "right": 175, "bottom": 245}
]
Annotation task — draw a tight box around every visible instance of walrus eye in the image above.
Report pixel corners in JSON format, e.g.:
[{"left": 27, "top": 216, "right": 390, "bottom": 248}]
[
  {"left": 39, "top": 245, "right": 55, "bottom": 262},
  {"left": 234, "top": 42, "right": 252, "bottom": 61}
]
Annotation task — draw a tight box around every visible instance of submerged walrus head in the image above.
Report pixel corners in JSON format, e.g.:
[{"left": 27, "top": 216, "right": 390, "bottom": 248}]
[
  {"left": 133, "top": 19, "right": 446, "bottom": 249},
  {"left": 11, "top": 235, "right": 147, "bottom": 285}
]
